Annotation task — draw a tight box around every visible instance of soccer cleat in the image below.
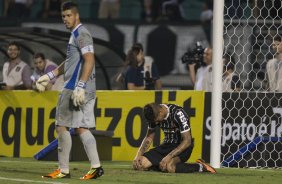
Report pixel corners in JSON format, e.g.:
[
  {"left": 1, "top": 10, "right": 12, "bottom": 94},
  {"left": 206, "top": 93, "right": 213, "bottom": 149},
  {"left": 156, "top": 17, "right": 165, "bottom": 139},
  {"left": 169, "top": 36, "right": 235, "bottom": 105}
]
[
  {"left": 42, "top": 169, "right": 71, "bottom": 179},
  {"left": 196, "top": 159, "right": 217, "bottom": 173},
  {"left": 80, "top": 167, "right": 104, "bottom": 180}
]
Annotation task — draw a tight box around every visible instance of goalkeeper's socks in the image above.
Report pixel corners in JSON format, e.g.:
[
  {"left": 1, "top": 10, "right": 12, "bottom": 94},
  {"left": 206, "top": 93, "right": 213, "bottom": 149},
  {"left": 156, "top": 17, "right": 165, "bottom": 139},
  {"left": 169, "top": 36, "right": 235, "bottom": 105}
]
[
  {"left": 79, "top": 130, "right": 101, "bottom": 168},
  {"left": 58, "top": 130, "right": 72, "bottom": 173},
  {"left": 175, "top": 163, "right": 200, "bottom": 173}
]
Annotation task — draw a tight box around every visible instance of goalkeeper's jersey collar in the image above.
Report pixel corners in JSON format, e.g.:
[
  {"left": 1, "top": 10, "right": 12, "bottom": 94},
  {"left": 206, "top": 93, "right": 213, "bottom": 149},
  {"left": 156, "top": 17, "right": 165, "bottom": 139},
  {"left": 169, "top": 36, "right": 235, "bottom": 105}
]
[{"left": 71, "top": 23, "right": 82, "bottom": 34}]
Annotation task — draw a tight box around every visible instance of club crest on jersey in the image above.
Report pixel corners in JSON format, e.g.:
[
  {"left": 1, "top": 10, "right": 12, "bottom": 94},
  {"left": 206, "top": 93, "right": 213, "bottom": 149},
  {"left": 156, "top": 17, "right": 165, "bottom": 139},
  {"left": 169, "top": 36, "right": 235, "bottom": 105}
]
[
  {"left": 176, "top": 111, "right": 189, "bottom": 129},
  {"left": 15, "top": 66, "right": 21, "bottom": 72}
]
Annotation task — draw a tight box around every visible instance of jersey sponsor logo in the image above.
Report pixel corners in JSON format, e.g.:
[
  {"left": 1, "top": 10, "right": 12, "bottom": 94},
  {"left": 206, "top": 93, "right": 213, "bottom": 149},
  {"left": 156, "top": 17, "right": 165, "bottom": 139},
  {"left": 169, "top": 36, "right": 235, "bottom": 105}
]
[
  {"left": 163, "top": 128, "right": 178, "bottom": 133},
  {"left": 176, "top": 111, "right": 189, "bottom": 130}
]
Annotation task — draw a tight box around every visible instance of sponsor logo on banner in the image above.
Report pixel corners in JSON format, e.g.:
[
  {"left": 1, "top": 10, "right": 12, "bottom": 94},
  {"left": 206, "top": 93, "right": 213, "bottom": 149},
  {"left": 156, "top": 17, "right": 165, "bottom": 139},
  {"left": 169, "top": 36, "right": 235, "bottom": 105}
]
[
  {"left": 202, "top": 92, "right": 282, "bottom": 163},
  {"left": 0, "top": 90, "right": 205, "bottom": 161}
]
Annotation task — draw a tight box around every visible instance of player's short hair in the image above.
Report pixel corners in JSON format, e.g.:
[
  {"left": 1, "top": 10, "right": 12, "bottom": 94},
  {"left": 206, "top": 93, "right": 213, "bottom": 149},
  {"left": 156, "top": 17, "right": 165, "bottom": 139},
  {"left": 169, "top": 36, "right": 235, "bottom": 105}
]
[
  {"left": 33, "top": 52, "right": 45, "bottom": 60},
  {"left": 143, "top": 103, "right": 160, "bottom": 122},
  {"left": 61, "top": 1, "right": 78, "bottom": 12},
  {"left": 273, "top": 35, "right": 282, "bottom": 42},
  {"left": 8, "top": 41, "right": 20, "bottom": 50}
]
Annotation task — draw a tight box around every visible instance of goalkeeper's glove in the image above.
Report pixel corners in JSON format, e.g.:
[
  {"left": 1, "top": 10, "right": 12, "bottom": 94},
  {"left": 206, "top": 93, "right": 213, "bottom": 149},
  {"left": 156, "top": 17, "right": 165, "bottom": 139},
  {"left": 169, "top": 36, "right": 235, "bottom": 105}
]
[
  {"left": 35, "top": 71, "right": 56, "bottom": 92},
  {"left": 71, "top": 80, "right": 86, "bottom": 107}
]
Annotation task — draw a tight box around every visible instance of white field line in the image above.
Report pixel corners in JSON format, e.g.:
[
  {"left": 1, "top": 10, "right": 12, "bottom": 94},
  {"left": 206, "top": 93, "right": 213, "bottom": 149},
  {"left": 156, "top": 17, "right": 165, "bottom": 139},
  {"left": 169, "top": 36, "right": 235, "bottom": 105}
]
[
  {"left": 0, "top": 176, "right": 68, "bottom": 184},
  {"left": 0, "top": 160, "right": 131, "bottom": 167}
]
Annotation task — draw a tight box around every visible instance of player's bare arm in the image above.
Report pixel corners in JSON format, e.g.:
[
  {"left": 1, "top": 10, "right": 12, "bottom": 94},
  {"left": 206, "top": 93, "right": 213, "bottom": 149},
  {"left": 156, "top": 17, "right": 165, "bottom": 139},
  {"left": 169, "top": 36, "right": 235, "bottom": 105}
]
[
  {"left": 160, "top": 131, "right": 192, "bottom": 171},
  {"left": 70, "top": 52, "right": 94, "bottom": 107},
  {"left": 80, "top": 52, "right": 95, "bottom": 81},
  {"left": 35, "top": 61, "right": 65, "bottom": 92},
  {"left": 136, "top": 128, "right": 155, "bottom": 156},
  {"left": 133, "top": 128, "right": 155, "bottom": 170},
  {"left": 169, "top": 131, "right": 192, "bottom": 158},
  {"left": 52, "top": 61, "right": 65, "bottom": 77}
]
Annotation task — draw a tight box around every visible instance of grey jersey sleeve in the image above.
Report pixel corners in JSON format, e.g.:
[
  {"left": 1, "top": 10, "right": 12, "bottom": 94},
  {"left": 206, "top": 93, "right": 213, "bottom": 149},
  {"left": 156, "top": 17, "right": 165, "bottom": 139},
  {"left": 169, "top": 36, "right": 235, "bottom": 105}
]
[{"left": 77, "top": 31, "right": 94, "bottom": 54}]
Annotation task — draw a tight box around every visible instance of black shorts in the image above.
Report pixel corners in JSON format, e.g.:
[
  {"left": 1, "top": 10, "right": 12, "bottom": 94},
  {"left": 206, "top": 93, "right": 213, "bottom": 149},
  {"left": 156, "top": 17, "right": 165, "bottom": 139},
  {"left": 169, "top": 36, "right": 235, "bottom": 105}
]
[{"left": 143, "top": 142, "right": 194, "bottom": 167}]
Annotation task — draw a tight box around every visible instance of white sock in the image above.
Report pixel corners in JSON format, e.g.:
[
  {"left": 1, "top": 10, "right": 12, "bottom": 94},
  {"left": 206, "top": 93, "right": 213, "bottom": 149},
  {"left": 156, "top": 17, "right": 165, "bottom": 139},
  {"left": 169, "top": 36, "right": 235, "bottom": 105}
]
[
  {"left": 199, "top": 163, "right": 204, "bottom": 172},
  {"left": 79, "top": 130, "right": 101, "bottom": 168},
  {"left": 58, "top": 130, "right": 72, "bottom": 174}
]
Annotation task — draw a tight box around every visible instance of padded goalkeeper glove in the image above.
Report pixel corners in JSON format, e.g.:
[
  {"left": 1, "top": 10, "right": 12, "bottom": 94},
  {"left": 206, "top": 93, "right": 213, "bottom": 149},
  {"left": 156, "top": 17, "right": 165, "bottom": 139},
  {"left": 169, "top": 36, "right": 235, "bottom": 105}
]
[
  {"left": 35, "top": 71, "right": 55, "bottom": 92},
  {"left": 71, "top": 80, "right": 86, "bottom": 107}
]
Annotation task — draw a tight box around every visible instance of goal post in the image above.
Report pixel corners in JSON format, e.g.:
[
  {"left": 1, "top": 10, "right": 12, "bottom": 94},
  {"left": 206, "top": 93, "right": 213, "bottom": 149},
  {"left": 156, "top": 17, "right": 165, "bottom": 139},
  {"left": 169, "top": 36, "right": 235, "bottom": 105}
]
[{"left": 210, "top": 0, "right": 224, "bottom": 169}]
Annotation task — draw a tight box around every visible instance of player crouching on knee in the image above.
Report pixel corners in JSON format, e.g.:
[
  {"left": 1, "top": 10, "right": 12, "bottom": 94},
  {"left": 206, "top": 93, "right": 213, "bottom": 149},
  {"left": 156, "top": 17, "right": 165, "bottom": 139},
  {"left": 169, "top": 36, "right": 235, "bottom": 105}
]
[{"left": 133, "top": 103, "right": 216, "bottom": 174}]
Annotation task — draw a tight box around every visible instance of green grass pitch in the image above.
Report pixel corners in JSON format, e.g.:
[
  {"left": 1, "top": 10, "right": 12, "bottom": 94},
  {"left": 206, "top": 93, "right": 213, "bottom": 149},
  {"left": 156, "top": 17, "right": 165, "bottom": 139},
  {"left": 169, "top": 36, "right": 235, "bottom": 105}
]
[{"left": 0, "top": 157, "right": 281, "bottom": 184}]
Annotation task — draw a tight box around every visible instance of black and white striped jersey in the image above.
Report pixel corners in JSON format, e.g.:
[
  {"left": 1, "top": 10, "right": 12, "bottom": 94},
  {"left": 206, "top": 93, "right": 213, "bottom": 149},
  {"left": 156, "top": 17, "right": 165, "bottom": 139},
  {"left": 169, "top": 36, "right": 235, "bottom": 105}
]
[{"left": 148, "top": 104, "right": 191, "bottom": 144}]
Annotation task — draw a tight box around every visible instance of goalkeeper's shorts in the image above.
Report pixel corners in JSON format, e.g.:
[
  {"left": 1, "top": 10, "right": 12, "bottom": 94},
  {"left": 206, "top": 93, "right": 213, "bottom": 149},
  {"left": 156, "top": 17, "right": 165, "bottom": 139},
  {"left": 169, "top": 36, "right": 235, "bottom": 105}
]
[{"left": 55, "top": 89, "right": 96, "bottom": 128}]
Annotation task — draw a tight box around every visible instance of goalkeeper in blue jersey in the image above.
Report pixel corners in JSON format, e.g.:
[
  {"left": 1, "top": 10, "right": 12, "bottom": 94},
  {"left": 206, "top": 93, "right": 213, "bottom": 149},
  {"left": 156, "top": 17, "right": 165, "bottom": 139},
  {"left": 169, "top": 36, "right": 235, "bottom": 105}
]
[
  {"left": 133, "top": 103, "right": 216, "bottom": 173},
  {"left": 36, "top": 1, "right": 103, "bottom": 180}
]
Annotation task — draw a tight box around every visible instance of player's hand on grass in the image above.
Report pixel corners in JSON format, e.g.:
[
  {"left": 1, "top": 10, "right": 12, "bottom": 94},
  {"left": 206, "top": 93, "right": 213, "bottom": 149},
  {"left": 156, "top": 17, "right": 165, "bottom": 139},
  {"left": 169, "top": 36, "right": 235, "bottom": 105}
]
[
  {"left": 71, "top": 80, "right": 86, "bottom": 107},
  {"left": 133, "top": 156, "right": 143, "bottom": 170},
  {"left": 160, "top": 155, "right": 172, "bottom": 172},
  {"left": 35, "top": 71, "right": 55, "bottom": 92}
]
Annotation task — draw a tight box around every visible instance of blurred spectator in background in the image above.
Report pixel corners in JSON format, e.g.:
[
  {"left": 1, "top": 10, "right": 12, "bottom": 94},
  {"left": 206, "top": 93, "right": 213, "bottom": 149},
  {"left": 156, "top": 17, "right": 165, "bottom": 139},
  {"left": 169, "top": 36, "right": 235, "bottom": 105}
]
[
  {"left": 123, "top": 43, "right": 162, "bottom": 90},
  {"left": 161, "top": 0, "right": 184, "bottom": 21},
  {"left": 31, "top": 52, "right": 58, "bottom": 90},
  {"left": 41, "top": 0, "right": 62, "bottom": 18},
  {"left": 140, "top": 0, "right": 162, "bottom": 22},
  {"left": 3, "top": 0, "right": 33, "bottom": 18},
  {"left": 266, "top": 35, "right": 282, "bottom": 92},
  {"left": 1, "top": 41, "right": 32, "bottom": 90},
  {"left": 141, "top": 0, "right": 153, "bottom": 22},
  {"left": 222, "top": 54, "right": 241, "bottom": 92},
  {"left": 200, "top": 0, "right": 213, "bottom": 44},
  {"left": 98, "top": 0, "right": 120, "bottom": 19}
]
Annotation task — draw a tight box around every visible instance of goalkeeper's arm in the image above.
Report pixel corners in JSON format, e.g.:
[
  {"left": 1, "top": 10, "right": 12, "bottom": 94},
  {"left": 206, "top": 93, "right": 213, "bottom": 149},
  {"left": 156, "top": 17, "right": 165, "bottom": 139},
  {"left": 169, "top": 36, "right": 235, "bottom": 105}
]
[
  {"left": 35, "top": 61, "right": 65, "bottom": 92},
  {"left": 52, "top": 61, "right": 65, "bottom": 77}
]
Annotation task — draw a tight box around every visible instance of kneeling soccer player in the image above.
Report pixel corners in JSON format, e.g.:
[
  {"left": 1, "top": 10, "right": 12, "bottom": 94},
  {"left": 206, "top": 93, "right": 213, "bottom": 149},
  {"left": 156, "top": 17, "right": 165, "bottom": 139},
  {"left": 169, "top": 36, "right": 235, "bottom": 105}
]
[{"left": 133, "top": 103, "right": 216, "bottom": 173}]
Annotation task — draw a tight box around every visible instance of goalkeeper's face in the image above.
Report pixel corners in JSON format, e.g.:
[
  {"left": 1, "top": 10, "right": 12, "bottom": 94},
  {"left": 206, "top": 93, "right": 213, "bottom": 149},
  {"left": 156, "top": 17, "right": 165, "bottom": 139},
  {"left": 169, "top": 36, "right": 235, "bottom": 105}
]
[{"left": 61, "top": 8, "right": 80, "bottom": 30}]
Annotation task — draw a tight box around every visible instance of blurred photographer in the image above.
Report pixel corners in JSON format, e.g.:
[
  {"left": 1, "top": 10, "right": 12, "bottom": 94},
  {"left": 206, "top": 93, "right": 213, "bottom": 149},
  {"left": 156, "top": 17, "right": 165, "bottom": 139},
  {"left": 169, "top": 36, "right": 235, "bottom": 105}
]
[
  {"left": 123, "top": 43, "right": 162, "bottom": 90},
  {"left": 182, "top": 42, "right": 212, "bottom": 91},
  {"left": 182, "top": 43, "right": 241, "bottom": 92}
]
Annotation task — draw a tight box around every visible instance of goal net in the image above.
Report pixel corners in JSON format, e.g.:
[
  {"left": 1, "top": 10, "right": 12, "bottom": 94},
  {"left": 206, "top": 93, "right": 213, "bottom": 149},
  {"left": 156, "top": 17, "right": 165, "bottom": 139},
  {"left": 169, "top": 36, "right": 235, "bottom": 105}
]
[{"left": 220, "top": 0, "right": 282, "bottom": 168}]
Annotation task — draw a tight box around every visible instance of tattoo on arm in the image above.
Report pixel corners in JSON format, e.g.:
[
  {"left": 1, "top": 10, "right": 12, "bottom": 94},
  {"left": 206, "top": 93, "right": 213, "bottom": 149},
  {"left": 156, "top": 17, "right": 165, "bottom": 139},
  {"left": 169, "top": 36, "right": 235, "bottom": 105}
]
[
  {"left": 140, "top": 138, "right": 152, "bottom": 154},
  {"left": 136, "top": 129, "right": 155, "bottom": 156},
  {"left": 168, "top": 131, "right": 192, "bottom": 158},
  {"left": 169, "top": 144, "right": 186, "bottom": 158}
]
